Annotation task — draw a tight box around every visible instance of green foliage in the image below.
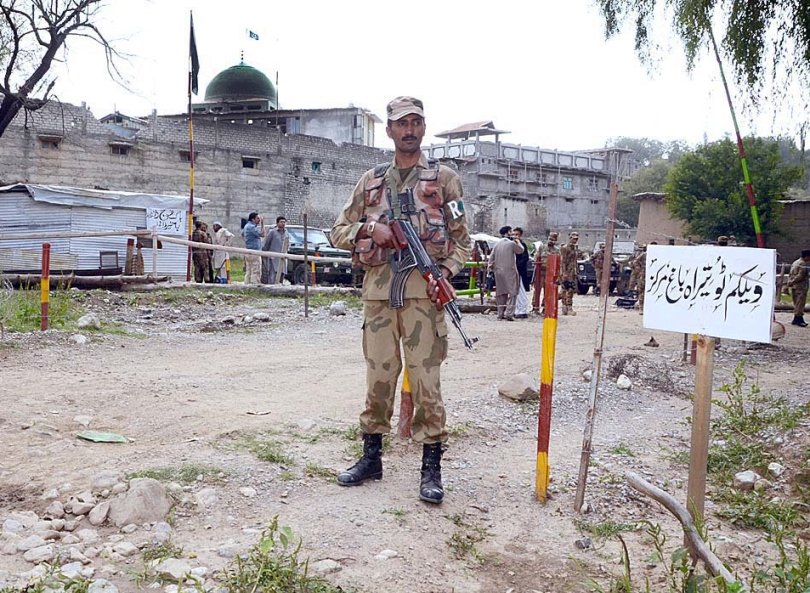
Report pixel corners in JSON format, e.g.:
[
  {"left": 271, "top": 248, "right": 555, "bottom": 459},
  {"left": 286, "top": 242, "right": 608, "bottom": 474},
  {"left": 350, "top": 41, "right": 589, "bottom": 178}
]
[
  {"left": 218, "top": 517, "right": 346, "bottom": 593},
  {"left": 574, "top": 518, "right": 637, "bottom": 538},
  {"left": 445, "top": 513, "right": 489, "bottom": 563},
  {"left": 608, "top": 136, "right": 690, "bottom": 167},
  {"left": 664, "top": 138, "right": 804, "bottom": 244},
  {"left": 596, "top": 0, "right": 810, "bottom": 106},
  {"left": 303, "top": 463, "right": 334, "bottom": 478},
  {"left": 0, "top": 563, "right": 91, "bottom": 593},
  {"left": 141, "top": 540, "right": 184, "bottom": 563},
  {"left": 0, "top": 288, "right": 81, "bottom": 332},
  {"left": 127, "top": 464, "right": 224, "bottom": 484}
]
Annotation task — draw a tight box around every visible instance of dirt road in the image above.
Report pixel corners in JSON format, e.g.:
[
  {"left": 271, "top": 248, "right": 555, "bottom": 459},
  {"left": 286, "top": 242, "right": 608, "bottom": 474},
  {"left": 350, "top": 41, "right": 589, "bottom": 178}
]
[{"left": 0, "top": 288, "right": 806, "bottom": 592}]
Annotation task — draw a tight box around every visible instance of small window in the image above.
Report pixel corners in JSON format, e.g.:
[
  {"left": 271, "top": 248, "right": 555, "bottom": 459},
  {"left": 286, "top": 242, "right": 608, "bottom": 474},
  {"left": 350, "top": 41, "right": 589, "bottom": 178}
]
[
  {"left": 179, "top": 150, "right": 199, "bottom": 162},
  {"left": 562, "top": 176, "right": 573, "bottom": 190},
  {"left": 311, "top": 161, "right": 322, "bottom": 173},
  {"left": 565, "top": 197, "right": 574, "bottom": 203},
  {"left": 110, "top": 145, "right": 130, "bottom": 156},
  {"left": 591, "top": 199, "right": 599, "bottom": 205},
  {"left": 40, "top": 139, "right": 61, "bottom": 150},
  {"left": 587, "top": 177, "right": 600, "bottom": 191},
  {"left": 242, "top": 158, "right": 258, "bottom": 169}
]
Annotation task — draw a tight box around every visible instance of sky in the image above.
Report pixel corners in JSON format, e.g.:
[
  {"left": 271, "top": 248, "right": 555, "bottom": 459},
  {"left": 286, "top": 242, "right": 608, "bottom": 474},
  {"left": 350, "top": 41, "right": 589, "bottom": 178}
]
[{"left": 46, "top": 0, "right": 803, "bottom": 152}]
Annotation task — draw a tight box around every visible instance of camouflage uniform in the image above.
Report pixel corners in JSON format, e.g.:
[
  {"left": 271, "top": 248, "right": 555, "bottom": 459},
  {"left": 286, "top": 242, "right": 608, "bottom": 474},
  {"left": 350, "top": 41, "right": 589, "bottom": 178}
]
[
  {"left": 331, "top": 154, "right": 471, "bottom": 444},
  {"left": 559, "top": 235, "right": 579, "bottom": 314},
  {"left": 590, "top": 248, "right": 605, "bottom": 294},
  {"left": 531, "top": 235, "right": 559, "bottom": 313},
  {"left": 788, "top": 255, "right": 809, "bottom": 323},
  {"left": 631, "top": 249, "right": 647, "bottom": 310}
]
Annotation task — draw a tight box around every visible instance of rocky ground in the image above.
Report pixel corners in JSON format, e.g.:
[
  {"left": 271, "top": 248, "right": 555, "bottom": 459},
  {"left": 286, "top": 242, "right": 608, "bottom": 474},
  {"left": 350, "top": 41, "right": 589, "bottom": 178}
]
[{"left": 0, "top": 285, "right": 807, "bottom": 593}]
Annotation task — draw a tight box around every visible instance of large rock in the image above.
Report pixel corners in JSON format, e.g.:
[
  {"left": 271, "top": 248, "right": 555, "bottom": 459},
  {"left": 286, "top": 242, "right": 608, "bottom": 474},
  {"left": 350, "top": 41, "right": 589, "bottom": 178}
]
[
  {"left": 108, "top": 479, "right": 172, "bottom": 527},
  {"left": 498, "top": 373, "right": 539, "bottom": 402},
  {"left": 733, "top": 470, "right": 760, "bottom": 492},
  {"left": 77, "top": 314, "right": 101, "bottom": 330},
  {"left": 88, "top": 501, "right": 110, "bottom": 526}
]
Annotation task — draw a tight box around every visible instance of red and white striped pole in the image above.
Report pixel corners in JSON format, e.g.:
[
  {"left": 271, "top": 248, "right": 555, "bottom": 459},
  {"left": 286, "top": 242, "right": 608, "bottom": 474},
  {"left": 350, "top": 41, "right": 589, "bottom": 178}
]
[{"left": 40, "top": 243, "right": 51, "bottom": 331}]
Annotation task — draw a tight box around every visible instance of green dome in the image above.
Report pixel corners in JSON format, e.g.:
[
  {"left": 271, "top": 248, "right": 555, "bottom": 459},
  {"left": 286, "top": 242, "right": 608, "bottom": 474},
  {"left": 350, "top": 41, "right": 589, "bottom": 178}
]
[{"left": 204, "top": 61, "right": 277, "bottom": 105}]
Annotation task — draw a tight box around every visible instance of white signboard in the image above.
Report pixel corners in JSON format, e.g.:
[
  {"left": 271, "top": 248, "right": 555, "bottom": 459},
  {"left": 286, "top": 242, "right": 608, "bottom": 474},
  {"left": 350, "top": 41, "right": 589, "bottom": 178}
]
[
  {"left": 146, "top": 208, "right": 187, "bottom": 235},
  {"left": 643, "top": 245, "right": 776, "bottom": 343}
]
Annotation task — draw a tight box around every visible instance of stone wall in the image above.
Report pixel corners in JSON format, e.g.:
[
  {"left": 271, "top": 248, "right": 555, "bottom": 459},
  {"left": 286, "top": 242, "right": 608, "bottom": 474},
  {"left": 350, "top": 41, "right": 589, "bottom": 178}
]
[{"left": 0, "top": 101, "right": 390, "bottom": 241}]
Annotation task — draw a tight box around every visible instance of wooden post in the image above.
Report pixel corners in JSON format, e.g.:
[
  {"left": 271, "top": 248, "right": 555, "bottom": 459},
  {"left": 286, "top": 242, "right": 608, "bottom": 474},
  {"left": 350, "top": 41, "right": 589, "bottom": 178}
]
[
  {"left": 536, "top": 253, "right": 560, "bottom": 501},
  {"left": 686, "top": 334, "right": 715, "bottom": 549},
  {"left": 151, "top": 229, "right": 158, "bottom": 279},
  {"left": 40, "top": 243, "right": 50, "bottom": 331},
  {"left": 574, "top": 179, "right": 620, "bottom": 512},
  {"left": 303, "top": 213, "right": 309, "bottom": 318}
]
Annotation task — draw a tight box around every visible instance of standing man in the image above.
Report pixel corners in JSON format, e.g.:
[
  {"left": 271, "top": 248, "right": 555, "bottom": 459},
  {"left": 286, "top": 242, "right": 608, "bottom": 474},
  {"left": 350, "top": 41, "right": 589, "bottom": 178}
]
[
  {"left": 242, "top": 212, "right": 264, "bottom": 285},
  {"left": 559, "top": 232, "right": 579, "bottom": 316},
  {"left": 512, "top": 227, "right": 531, "bottom": 318},
  {"left": 191, "top": 220, "right": 212, "bottom": 283},
  {"left": 788, "top": 249, "right": 810, "bottom": 327},
  {"left": 632, "top": 241, "right": 657, "bottom": 313},
  {"left": 330, "top": 96, "right": 471, "bottom": 505},
  {"left": 261, "top": 216, "right": 288, "bottom": 284},
  {"left": 590, "top": 243, "right": 605, "bottom": 296},
  {"left": 212, "top": 221, "right": 234, "bottom": 283},
  {"left": 532, "top": 231, "right": 559, "bottom": 315},
  {"left": 489, "top": 226, "right": 524, "bottom": 321}
]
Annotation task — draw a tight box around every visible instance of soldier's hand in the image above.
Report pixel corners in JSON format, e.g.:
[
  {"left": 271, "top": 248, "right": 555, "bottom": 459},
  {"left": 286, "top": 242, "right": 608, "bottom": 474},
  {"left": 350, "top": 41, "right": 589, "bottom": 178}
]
[
  {"left": 426, "top": 267, "right": 453, "bottom": 311},
  {"left": 369, "top": 221, "right": 395, "bottom": 249}
]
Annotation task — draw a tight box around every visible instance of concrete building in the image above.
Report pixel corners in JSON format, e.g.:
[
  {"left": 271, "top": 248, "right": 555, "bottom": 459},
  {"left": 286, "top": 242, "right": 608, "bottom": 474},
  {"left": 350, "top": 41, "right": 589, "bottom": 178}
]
[
  {"left": 633, "top": 192, "right": 693, "bottom": 246},
  {"left": 0, "top": 62, "right": 633, "bottom": 246}
]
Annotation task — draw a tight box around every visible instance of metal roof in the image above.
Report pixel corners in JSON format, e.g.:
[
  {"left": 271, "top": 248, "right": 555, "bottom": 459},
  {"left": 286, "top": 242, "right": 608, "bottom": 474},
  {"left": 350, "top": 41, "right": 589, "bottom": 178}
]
[
  {"left": 0, "top": 184, "right": 206, "bottom": 211},
  {"left": 434, "top": 121, "right": 510, "bottom": 140}
]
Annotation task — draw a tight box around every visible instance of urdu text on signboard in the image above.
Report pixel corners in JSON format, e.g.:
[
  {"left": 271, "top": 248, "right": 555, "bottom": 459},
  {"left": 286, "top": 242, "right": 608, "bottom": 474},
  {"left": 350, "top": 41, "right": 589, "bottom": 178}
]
[{"left": 643, "top": 245, "right": 776, "bottom": 343}]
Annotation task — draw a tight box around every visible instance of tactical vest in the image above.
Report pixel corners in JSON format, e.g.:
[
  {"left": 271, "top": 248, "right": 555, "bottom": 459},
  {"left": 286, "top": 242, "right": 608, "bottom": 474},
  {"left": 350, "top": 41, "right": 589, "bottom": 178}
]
[{"left": 354, "top": 160, "right": 452, "bottom": 268}]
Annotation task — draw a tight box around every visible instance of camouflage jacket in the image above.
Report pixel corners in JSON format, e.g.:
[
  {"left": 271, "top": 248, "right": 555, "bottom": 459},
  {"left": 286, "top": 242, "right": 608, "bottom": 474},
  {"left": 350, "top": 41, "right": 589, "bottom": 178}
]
[
  {"left": 331, "top": 154, "right": 471, "bottom": 301},
  {"left": 559, "top": 243, "right": 578, "bottom": 281},
  {"left": 789, "top": 257, "right": 808, "bottom": 290}
]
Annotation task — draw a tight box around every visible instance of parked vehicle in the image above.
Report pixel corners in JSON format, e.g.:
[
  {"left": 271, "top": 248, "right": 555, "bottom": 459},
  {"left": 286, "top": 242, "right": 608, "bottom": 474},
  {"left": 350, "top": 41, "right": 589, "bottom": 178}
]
[
  {"left": 576, "top": 241, "right": 635, "bottom": 295},
  {"left": 283, "top": 226, "right": 354, "bottom": 286}
]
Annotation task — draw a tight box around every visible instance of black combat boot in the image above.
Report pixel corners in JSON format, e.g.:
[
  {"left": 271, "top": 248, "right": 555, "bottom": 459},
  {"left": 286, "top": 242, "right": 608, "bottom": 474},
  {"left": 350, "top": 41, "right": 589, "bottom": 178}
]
[
  {"left": 337, "top": 433, "right": 383, "bottom": 486},
  {"left": 419, "top": 443, "right": 444, "bottom": 504},
  {"left": 793, "top": 315, "right": 808, "bottom": 327}
]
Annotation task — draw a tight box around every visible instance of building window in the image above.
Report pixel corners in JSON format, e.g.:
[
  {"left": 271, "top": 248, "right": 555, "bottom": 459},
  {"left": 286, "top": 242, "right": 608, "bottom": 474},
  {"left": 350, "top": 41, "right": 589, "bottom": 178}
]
[
  {"left": 591, "top": 199, "right": 599, "bottom": 205},
  {"left": 562, "top": 176, "right": 573, "bottom": 190},
  {"left": 565, "top": 197, "right": 574, "bottom": 203},
  {"left": 311, "top": 161, "right": 322, "bottom": 173},
  {"left": 179, "top": 150, "right": 199, "bottom": 162},
  {"left": 110, "top": 145, "right": 130, "bottom": 156},
  {"left": 242, "top": 156, "right": 260, "bottom": 169},
  {"left": 38, "top": 135, "right": 63, "bottom": 150},
  {"left": 587, "top": 177, "right": 600, "bottom": 191}
]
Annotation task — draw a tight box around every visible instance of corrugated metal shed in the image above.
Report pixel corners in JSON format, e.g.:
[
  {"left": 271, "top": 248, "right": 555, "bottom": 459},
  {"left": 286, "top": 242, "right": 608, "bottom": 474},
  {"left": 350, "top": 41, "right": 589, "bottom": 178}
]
[{"left": 0, "top": 184, "right": 206, "bottom": 279}]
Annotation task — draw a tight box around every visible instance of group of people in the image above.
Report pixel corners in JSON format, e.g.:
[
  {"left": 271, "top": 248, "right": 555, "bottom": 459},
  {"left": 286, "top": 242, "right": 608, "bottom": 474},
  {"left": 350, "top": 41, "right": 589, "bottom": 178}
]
[
  {"left": 191, "top": 220, "right": 234, "bottom": 283},
  {"left": 241, "top": 213, "right": 290, "bottom": 285}
]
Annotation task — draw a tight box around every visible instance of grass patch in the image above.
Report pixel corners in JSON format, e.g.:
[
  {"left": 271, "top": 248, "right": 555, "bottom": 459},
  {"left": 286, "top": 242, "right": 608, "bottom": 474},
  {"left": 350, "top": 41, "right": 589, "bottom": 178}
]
[
  {"left": 713, "top": 488, "right": 799, "bottom": 529},
  {"left": 304, "top": 463, "right": 335, "bottom": 479},
  {"left": 127, "top": 464, "right": 224, "bottom": 484},
  {"left": 445, "top": 513, "right": 489, "bottom": 564},
  {"left": 574, "top": 518, "right": 637, "bottom": 539},
  {"left": 0, "top": 288, "right": 82, "bottom": 332},
  {"left": 279, "top": 470, "right": 296, "bottom": 482},
  {"left": 0, "top": 562, "right": 91, "bottom": 593},
  {"left": 447, "top": 421, "right": 476, "bottom": 437},
  {"left": 141, "top": 540, "right": 184, "bottom": 563},
  {"left": 607, "top": 442, "right": 636, "bottom": 457},
  {"left": 218, "top": 517, "right": 347, "bottom": 592},
  {"left": 304, "top": 292, "right": 362, "bottom": 310},
  {"left": 382, "top": 508, "right": 407, "bottom": 524},
  {"left": 234, "top": 434, "right": 295, "bottom": 466}
]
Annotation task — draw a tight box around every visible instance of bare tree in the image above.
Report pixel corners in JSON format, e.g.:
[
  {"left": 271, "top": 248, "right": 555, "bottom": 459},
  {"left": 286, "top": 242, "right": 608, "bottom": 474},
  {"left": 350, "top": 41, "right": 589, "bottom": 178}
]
[{"left": 0, "top": 0, "right": 120, "bottom": 137}]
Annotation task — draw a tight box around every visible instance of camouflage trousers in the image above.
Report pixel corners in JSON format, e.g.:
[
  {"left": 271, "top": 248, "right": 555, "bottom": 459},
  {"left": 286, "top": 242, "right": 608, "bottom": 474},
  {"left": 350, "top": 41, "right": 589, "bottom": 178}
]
[
  {"left": 360, "top": 299, "right": 449, "bottom": 444},
  {"left": 793, "top": 288, "right": 808, "bottom": 316},
  {"left": 560, "top": 280, "right": 575, "bottom": 306},
  {"left": 637, "top": 278, "right": 646, "bottom": 308}
]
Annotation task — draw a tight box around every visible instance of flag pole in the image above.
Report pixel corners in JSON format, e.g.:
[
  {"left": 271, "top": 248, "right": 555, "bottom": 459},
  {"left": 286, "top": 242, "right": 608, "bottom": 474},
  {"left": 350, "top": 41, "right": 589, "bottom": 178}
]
[{"left": 186, "top": 11, "right": 198, "bottom": 282}]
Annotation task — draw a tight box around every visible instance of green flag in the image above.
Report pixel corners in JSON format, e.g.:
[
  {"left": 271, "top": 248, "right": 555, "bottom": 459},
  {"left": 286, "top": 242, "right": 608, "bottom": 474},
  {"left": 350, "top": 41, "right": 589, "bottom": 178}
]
[{"left": 189, "top": 13, "right": 199, "bottom": 95}]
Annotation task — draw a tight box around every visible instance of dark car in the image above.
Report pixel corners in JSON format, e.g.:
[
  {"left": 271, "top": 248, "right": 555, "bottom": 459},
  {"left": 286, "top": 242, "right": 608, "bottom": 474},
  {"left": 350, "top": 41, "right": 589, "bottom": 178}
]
[
  {"left": 283, "top": 226, "right": 354, "bottom": 286},
  {"left": 576, "top": 257, "right": 620, "bottom": 295}
]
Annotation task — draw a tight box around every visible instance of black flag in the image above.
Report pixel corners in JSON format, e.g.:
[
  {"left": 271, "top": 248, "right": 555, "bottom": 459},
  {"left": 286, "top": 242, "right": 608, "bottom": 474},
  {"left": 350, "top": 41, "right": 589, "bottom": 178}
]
[{"left": 189, "top": 13, "right": 199, "bottom": 95}]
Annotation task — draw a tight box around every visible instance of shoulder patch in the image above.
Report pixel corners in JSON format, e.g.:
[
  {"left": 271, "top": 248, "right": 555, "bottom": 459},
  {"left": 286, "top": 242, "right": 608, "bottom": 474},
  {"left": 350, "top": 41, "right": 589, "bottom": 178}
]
[
  {"left": 373, "top": 162, "right": 391, "bottom": 178},
  {"left": 446, "top": 199, "right": 465, "bottom": 220}
]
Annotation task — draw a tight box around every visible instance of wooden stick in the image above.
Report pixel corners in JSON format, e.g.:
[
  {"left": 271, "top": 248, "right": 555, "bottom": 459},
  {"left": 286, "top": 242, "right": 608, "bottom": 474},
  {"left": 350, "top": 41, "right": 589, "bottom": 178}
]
[
  {"left": 625, "top": 471, "right": 744, "bottom": 590},
  {"left": 536, "top": 253, "right": 560, "bottom": 501},
  {"left": 575, "top": 179, "right": 620, "bottom": 512},
  {"left": 687, "top": 335, "right": 715, "bottom": 529}
]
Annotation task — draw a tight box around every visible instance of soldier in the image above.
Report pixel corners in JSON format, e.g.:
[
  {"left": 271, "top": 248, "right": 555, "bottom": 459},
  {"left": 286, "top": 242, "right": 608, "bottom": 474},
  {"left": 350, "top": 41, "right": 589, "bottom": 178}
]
[
  {"left": 532, "top": 231, "right": 559, "bottom": 315},
  {"left": 590, "top": 243, "right": 605, "bottom": 296},
  {"left": 330, "top": 96, "right": 471, "bottom": 505},
  {"left": 632, "top": 241, "right": 657, "bottom": 313},
  {"left": 559, "top": 232, "right": 579, "bottom": 315},
  {"left": 788, "top": 249, "right": 810, "bottom": 327},
  {"left": 191, "top": 220, "right": 212, "bottom": 283}
]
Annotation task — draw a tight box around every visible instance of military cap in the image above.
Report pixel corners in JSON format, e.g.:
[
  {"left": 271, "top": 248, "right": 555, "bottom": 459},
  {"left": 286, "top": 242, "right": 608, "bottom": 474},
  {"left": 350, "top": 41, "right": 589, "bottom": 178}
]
[
  {"left": 569, "top": 232, "right": 579, "bottom": 239},
  {"left": 548, "top": 232, "right": 559, "bottom": 240},
  {"left": 717, "top": 235, "right": 729, "bottom": 245},
  {"left": 387, "top": 96, "right": 425, "bottom": 121}
]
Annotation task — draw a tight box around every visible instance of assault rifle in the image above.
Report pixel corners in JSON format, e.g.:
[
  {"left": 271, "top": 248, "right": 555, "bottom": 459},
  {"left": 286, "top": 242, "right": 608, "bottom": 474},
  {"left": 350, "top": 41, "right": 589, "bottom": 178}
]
[{"left": 389, "top": 211, "right": 478, "bottom": 351}]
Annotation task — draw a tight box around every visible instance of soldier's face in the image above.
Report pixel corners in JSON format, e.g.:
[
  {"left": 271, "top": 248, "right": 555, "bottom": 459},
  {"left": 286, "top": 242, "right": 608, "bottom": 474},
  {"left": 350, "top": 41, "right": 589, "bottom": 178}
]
[{"left": 387, "top": 115, "right": 425, "bottom": 154}]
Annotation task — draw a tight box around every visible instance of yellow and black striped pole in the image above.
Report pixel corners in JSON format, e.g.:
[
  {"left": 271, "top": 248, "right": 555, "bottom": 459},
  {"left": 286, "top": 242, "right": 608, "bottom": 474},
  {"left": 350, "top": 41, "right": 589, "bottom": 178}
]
[
  {"left": 40, "top": 243, "right": 51, "bottom": 331},
  {"left": 536, "top": 253, "right": 560, "bottom": 501}
]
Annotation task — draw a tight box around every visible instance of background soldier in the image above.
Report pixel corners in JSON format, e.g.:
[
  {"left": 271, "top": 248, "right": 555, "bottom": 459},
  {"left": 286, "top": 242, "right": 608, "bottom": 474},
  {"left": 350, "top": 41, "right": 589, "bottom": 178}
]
[
  {"left": 559, "top": 232, "right": 579, "bottom": 315},
  {"left": 632, "top": 241, "right": 656, "bottom": 313},
  {"left": 590, "top": 243, "right": 605, "bottom": 296},
  {"left": 532, "top": 231, "right": 559, "bottom": 315},
  {"left": 788, "top": 249, "right": 810, "bottom": 327},
  {"left": 330, "top": 96, "right": 471, "bottom": 505}
]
